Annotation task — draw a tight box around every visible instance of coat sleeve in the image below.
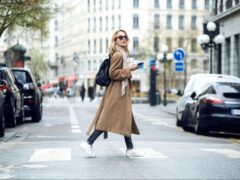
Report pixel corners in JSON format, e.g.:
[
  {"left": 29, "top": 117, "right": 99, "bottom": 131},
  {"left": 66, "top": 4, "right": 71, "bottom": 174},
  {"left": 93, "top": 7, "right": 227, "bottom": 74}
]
[{"left": 109, "top": 52, "right": 132, "bottom": 81}]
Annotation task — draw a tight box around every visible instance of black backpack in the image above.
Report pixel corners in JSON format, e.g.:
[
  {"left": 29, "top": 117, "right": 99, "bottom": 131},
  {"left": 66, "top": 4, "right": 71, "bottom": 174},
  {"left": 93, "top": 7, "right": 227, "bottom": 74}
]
[{"left": 95, "top": 58, "right": 111, "bottom": 86}]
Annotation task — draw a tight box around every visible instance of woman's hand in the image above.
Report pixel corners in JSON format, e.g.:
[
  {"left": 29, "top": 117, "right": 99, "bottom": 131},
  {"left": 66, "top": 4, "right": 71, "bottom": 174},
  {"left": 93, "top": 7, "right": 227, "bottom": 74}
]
[{"left": 129, "top": 64, "right": 139, "bottom": 71}]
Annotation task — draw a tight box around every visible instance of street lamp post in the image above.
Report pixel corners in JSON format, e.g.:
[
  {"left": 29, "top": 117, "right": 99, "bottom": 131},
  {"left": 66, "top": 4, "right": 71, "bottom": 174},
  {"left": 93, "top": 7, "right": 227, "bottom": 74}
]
[
  {"left": 197, "top": 22, "right": 224, "bottom": 73},
  {"left": 157, "top": 45, "right": 173, "bottom": 106}
]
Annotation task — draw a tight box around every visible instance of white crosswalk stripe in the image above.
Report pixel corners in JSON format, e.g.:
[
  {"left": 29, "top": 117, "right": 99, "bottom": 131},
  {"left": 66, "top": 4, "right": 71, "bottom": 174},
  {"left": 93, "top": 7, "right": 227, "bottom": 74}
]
[
  {"left": 29, "top": 148, "right": 71, "bottom": 162},
  {"left": 201, "top": 148, "right": 240, "bottom": 158}
]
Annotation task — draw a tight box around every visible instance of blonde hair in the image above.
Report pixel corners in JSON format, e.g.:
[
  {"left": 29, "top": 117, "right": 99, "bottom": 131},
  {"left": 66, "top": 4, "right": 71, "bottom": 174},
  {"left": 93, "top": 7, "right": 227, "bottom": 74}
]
[{"left": 108, "top": 29, "right": 129, "bottom": 57}]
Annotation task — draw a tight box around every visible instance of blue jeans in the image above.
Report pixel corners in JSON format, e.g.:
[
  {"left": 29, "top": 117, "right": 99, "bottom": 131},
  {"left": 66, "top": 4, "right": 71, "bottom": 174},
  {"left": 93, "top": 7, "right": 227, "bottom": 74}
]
[{"left": 87, "top": 129, "right": 134, "bottom": 150}]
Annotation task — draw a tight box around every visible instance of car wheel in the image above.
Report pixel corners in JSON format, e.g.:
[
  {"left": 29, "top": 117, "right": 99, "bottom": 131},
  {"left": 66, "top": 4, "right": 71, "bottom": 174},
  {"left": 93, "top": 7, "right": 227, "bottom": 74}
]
[
  {"left": 0, "top": 107, "right": 5, "bottom": 137},
  {"left": 6, "top": 103, "right": 17, "bottom": 128},
  {"left": 181, "top": 109, "right": 191, "bottom": 131},
  {"left": 194, "top": 109, "right": 208, "bottom": 135},
  {"left": 17, "top": 109, "right": 25, "bottom": 125},
  {"left": 31, "top": 103, "right": 42, "bottom": 122}
]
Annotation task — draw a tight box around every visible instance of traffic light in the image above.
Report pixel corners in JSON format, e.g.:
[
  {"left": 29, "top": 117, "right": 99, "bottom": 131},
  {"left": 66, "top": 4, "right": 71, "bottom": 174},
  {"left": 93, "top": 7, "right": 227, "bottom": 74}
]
[{"left": 149, "top": 59, "right": 157, "bottom": 106}]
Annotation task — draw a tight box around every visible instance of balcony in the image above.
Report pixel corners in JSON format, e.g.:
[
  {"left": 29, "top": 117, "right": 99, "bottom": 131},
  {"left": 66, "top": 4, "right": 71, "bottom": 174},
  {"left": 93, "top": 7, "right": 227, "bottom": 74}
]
[{"left": 226, "top": 0, "right": 233, "bottom": 9}]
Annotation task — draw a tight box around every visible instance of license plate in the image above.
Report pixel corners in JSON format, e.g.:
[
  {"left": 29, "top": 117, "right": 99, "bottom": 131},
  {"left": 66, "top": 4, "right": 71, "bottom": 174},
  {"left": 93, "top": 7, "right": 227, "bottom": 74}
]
[{"left": 231, "top": 109, "right": 240, "bottom": 115}]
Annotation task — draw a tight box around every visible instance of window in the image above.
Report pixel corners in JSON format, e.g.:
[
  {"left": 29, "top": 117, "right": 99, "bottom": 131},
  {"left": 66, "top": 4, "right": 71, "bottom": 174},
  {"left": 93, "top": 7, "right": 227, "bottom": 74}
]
[
  {"left": 133, "top": 14, "right": 139, "bottom": 29},
  {"left": 54, "top": 36, "right": 58, "bottom": 47},
  {"left": 112, "top": 15, "right": 115, "bottom": 30},
  {"left": 88, "top": 40, "right": 91, "bottom": 54},
  {"left": 191, "top": 16, "right": 197, "bottom": 30},
  {"left": 154, "top": 14, "right": 160, "bottom": 29},
  {"left": 166, "top": 37, "right": 172, "bottom": 51},
  {"left": 112, "top": 0, "right": 115, "bottom": 9},
  {"left": 166, "top": 15, "right": 172, "bottom": 29},
  {"left": 94, "top": 39, "right": 96, "bottom": 54},
  {"left": 106, "top": 38, "right": 109, "bottom": 53},
  {"left": 118, "top": 0, "right": 121, "bottom": 8},
  {"left": 88, "top": 60, "right": 91, "bottom": 71},
  {"left": 106, "top": 16, "right": 108, "bottom": 30},
  {"left": 133, "top": 37, "right": 139, "bottom": 53},
  {"left": 203, "top": 59, "right": 209, "bottom": 71},
  {"left": 154, "top": 36, "right": 159, "bottom": 53},
  {"left": 99, "top": 17, "right": 102, "bottom": 31},
  {"left": 192, "top": 0, "right": 197, "bottom": 9},
  {"left": 225, "top": 37, "right": 231, "bottom": 74},
  {"left": 88, "top": 0, "right": 90, "bottom": 12},
  {"left": 100, "top": 0, "right": 102, "bottom": 11},
  {"left": 118, "top": 15, "right": 121, "bottom": 29},
  {"left": 88, "top": 18, "right": 90, "bottom": 32},
  {"left": 179, "top": 0, "right": 185, "bottom": 9},
  {"left": 191, "top": 59, "right": 197, "bottom": 69},
  {"left": 205, "top": 0, "right": 210, "bottom": 10},
  {"left": 54, "top": 20, "right": 58, "bottom": 30},
  {"left": 133, "top": 0, "right": 139, "bottom": 8},
  {"left": 178, "top": 37, "right": 184, "bottom": 47},
  {"left": 235, "top": 34, "right": 240, "bottom": 77},
  {"left": 179, "top": 15, "right": 184, "bottom": 30},
  {"left": 93, "top": 17, "right": 96, "bottom": 32},
  {"left": 191, "top": 38, "right": 197, "bottom": 52},
  {"left": 154, "top": 0, "right": 160, "bottom": 8},
  {"left": 167, "top": 0, "right": 172, "bottom": 9},
  {"left": 106, "top": 0, "right": 108, "bottom": 10},
  {"left": 93, "top": 0, "right": 96, "bottom": 11},
  {"left": 99, "top": 39, "right": 103, "bottom": 53}
]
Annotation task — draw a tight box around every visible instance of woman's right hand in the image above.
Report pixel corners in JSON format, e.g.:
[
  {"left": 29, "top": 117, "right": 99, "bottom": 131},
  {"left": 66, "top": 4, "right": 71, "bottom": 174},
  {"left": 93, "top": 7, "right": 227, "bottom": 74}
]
[{"left": 129, "top": 64, "right": 139, "bottom": 71}]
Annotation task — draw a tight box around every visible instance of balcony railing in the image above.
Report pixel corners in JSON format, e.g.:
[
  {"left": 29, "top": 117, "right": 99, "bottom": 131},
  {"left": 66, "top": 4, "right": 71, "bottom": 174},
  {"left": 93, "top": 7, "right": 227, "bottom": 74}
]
[{"left": 226, "top": 0, "right": 233, "bottom": 9}]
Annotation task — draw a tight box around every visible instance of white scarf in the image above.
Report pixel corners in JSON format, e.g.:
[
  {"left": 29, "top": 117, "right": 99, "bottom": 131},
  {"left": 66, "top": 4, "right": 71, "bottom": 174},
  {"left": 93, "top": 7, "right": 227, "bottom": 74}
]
[{"left": 116, "top": 46, "right": 130, "bottom": 96}]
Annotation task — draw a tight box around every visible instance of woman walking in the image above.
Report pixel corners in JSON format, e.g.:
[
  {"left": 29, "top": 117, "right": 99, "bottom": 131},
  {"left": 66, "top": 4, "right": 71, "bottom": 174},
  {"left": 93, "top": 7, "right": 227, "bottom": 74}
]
[{"left": 80, "top": 29, "right": 141, "bottom": 158}]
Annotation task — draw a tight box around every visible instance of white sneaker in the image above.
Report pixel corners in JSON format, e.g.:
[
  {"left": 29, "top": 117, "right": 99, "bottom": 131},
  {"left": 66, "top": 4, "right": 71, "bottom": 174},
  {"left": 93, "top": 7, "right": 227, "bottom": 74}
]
[
  {"left": 80, "top": 142, "right": 96, "bottom": 158},
  {"left": 126, "top": 149, "right": 143, "bottom": 157}
]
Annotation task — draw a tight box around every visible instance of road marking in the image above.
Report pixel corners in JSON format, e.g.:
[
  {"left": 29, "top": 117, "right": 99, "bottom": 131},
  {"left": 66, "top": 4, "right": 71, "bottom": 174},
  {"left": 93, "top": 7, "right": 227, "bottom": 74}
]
[
  {"left": 151, "top": 121, "right": 175, "bottom": 128},
  {"left": 68, "top": 106, "right": 81, "bottom": 133},
  {"left": 120, "top": 148, "right": 168, "bottom": 159},
  {"left": 201, "top": 148, "right": 240, "bottom": 158},
  {"left": 29, "top": 148, "right": 71, "bottom": 162}
]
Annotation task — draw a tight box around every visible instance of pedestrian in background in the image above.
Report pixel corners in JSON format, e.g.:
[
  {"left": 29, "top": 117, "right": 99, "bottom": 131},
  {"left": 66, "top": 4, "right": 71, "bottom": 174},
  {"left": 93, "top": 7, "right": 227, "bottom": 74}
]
[
  {"left": 80, "top": 29, "right": 141, "bottom": 158},
  {"left": 80, "top": 84, "right": 86, "bottom": 101},
  {"left": 88, "top": 86, "right": 94, "bottom": 102}
]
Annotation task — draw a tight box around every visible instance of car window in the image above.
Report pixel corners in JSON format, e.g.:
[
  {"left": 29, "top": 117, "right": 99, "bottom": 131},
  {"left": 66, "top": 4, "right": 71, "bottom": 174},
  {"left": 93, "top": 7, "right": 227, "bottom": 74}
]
[
  {"left": 216, "top": 83, "right": 240, "bottom": 93},
  {"left": 13, "top": 71, "right": 33, "bottom": 84}
]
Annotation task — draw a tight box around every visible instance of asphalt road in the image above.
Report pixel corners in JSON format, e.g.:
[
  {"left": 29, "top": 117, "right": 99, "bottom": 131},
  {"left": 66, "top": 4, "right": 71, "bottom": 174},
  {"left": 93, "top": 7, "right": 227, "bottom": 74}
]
[{"left": 0, "top": 97, "right": 240, "bottom": 179}]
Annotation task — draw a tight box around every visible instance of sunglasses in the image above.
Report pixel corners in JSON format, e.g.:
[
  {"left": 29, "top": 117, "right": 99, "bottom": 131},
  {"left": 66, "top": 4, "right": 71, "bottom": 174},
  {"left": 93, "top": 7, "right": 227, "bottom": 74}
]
[{"left": 116, "top": 35, "right": 128, "bottom": 40}]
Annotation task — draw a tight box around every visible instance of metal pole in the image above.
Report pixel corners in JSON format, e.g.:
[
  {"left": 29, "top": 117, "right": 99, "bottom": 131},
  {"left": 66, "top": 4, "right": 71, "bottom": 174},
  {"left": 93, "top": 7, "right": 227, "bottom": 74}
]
[
  {"left": 210, "top": 45, "right": 213, "bottom": 73},
  {"left": 163, "top": 55, "right": 167, "bottom": 106}
]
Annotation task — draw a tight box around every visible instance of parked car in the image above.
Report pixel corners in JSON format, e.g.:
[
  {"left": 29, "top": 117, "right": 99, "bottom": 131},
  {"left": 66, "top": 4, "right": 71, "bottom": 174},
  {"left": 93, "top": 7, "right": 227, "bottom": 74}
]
[
  {"left": 0, "top": 67, "right": 24, "bottom": 127},
  {"left": 11, "top": 68, "right": 43, "bottom": 122},
  {"left": 0, "top": 80, "right": 6, "bottom": 137},
  {"left": 176, "top": 74, "right": 240, "bottom": 128},
  {"left": 183, "top": 81, "right": 240, "bottom": 134}
]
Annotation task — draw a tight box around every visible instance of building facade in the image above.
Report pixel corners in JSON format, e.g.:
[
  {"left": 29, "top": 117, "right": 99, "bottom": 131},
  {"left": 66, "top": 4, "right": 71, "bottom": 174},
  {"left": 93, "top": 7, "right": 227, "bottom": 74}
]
[
  {"left": 210, "top": 0, "right": 240, "bottom": 77},
  {"left": 50, "top": 0, "right": 212, "bottom": 94}
]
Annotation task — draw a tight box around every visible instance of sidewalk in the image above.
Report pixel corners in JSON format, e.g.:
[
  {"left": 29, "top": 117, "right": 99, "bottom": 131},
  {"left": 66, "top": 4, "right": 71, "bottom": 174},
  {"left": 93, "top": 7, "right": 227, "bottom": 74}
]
[{"left": 157, "top": 102, "right": 177, "bottom": 115}]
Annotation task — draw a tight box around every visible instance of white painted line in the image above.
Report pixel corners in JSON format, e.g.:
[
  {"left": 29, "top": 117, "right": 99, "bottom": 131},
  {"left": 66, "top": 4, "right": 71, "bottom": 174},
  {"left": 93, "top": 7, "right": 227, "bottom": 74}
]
[
  {"left": 151, "top": 121, "right": 175, "bottom": 128},
  {"left": 71, "top": 125, "right": 79, "bottom": 128},
  {"left": 121, "top": 148, "right": 168, "bottom": 159},
  {"left": 68, "top": 106, "right": 81, "bottom": 133},
  {"left": 29, "top": 148, "right": 71, "bottom": 162},
  {"left": 72, "top": 129, "right": 81, "bottom": 133},
  {"left": 201, "top": 148, "right": 240, "bottom": 158}
]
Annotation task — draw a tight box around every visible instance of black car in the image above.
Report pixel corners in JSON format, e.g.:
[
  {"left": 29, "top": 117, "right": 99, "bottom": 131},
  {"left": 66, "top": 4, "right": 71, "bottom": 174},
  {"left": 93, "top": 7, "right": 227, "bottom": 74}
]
[
  {"left": 0, "top": 80, "right": 6, "bottom": 137},
  {"left": 176, "top": 74, "right": 240, "bottom": 127},
  {"left": 11, "top": 68, "right": 43, "bottom": 122},
  {"left": 182, "top": 81, "right": 240, "bottom": 134},
  {"left": 0, "top": 67, "right": 24, "bottom": 127}
]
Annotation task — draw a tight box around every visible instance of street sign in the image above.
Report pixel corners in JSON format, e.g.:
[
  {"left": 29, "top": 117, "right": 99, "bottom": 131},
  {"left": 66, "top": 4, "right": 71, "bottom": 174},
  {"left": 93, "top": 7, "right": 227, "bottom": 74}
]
[
  {"left": 175, "top": 62, "right": 184, "bottom": 72},
  {"left": 173, "top": 48, "right": 185, "bottom": 61}
]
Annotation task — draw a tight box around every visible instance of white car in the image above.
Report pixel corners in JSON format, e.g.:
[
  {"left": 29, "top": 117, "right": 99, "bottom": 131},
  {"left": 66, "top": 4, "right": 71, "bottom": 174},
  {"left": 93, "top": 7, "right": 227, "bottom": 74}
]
[{"left": 176, "top": 74, "right": 240, "bottom": 127}]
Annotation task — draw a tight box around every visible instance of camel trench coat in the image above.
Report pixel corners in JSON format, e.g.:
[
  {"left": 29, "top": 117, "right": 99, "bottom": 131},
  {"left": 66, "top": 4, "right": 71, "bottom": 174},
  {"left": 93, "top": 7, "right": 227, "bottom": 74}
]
[{"left": 87, "top": 51, "right": 140, "bottom": 137}]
